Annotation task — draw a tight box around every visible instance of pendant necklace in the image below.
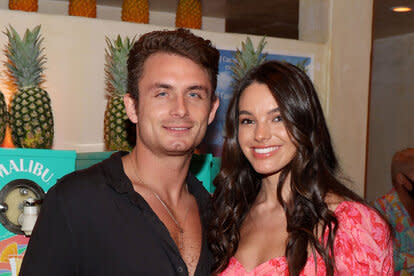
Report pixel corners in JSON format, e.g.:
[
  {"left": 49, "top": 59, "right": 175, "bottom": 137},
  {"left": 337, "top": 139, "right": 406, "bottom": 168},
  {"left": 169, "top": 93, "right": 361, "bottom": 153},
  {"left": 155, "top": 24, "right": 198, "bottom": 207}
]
[{"left": 135, "top": 175, "right": 190, "bottom": 250}]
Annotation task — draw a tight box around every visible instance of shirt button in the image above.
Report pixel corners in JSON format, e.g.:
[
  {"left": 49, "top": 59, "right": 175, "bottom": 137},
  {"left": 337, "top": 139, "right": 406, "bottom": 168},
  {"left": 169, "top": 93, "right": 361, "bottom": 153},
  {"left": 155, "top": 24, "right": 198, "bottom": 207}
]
[{"left": 177, "top": 266, "right": 184, "bottom": 273}]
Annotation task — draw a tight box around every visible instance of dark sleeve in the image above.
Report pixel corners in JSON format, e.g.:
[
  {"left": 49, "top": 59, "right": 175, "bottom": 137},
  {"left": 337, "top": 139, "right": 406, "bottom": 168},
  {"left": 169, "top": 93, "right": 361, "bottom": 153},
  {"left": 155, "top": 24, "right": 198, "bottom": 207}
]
[{"left": 19, "top": 183, "right": 78, "bottom": 276}]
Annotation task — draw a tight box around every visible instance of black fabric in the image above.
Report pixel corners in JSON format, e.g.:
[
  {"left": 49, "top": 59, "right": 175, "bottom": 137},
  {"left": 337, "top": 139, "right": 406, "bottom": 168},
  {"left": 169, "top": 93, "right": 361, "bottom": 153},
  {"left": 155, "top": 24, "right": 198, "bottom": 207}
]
[{"left": 20, "top": 151, "right": 213, "bottom": 276}]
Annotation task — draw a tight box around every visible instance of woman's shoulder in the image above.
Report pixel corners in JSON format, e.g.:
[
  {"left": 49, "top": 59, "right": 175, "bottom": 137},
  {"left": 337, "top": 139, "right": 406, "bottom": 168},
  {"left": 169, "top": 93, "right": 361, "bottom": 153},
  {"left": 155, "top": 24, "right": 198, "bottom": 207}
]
[
  {"left": 334, "top": 200, "right": 386, "bottom": 227},
  {"left": 333, "top": 200, "right": 391, "bottom": 251},
  {"left": 331, "top": 201, "right": 394, "bottom": 274}
]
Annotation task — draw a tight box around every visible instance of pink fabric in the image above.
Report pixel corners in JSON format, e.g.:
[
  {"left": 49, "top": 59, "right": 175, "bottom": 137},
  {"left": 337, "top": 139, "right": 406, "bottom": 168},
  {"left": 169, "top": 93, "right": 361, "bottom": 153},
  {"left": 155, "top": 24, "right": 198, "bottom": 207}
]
[{"left": 219, "top": 201, "right": 393, "bottom": 276}]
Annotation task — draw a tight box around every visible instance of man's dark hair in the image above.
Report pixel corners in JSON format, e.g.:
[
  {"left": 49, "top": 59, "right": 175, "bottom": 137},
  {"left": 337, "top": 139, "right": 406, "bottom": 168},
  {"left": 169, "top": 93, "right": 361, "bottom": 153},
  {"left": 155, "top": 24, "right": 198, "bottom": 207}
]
[{"left": 127, "top": 28, "right": 219, "bottom": 102}]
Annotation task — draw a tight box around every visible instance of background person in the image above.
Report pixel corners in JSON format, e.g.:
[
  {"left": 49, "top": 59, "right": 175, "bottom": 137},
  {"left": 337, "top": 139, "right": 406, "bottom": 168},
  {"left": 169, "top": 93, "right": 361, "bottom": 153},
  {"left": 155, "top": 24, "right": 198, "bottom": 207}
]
[{"left": 374, "top": 148, "right": 414, "bottom": 275}]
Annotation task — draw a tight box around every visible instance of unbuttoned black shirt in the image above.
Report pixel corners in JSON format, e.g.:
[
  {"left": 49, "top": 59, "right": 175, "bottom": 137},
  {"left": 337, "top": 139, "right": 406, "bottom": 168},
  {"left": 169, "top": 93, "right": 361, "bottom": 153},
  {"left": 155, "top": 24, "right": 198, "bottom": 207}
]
[{"left": 20, "top": 152, "right": 213, "bottom": 276}]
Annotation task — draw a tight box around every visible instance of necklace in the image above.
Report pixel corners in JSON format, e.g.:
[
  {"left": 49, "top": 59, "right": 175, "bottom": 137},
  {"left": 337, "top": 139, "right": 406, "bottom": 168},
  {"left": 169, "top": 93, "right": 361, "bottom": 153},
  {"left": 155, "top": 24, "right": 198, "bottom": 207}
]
[{"left": 135, "top": 174, "right": 190, "bottom": 250}]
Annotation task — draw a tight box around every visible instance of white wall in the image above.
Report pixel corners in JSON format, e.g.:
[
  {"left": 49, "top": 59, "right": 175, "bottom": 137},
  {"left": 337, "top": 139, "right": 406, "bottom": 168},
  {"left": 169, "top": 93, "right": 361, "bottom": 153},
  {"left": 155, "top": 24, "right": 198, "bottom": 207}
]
[
  {"left": 0, "top": 9, "right": 325, "bottom": 152},
  {"left": 300, "top": 0, "right": 374, "bottom": 196},
  {"left": 366, "top": 33, "right": 414, "bottom": 201},
  {"left": 0, "top": 0, "right": 226, "bottom": 32}
]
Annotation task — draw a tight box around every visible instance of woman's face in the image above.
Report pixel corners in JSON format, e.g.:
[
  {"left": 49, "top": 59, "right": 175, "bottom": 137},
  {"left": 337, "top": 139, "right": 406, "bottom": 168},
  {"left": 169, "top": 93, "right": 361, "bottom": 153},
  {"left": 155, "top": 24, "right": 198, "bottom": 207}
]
[{"left": 237, "top": 82, "right": 296, "bottom": 176}]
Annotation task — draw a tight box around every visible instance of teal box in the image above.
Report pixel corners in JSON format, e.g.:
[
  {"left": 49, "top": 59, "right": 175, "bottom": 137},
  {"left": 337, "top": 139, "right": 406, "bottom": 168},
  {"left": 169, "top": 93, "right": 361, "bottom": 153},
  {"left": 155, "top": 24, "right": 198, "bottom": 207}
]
[
  {"left": 0, "top": 148, "right": 76, "bottom": 241},
  {"left": 189, "top": 154, "right": 220, "bottom": 193},
  {"left": 76, "top": 152, "right": 220, "bottom": 193},
  {"left": 76, "top": 151, "right": 113, "bottom": 171},
  {"left": 0, "top": 148, "right": 76, "bottom": 192}
]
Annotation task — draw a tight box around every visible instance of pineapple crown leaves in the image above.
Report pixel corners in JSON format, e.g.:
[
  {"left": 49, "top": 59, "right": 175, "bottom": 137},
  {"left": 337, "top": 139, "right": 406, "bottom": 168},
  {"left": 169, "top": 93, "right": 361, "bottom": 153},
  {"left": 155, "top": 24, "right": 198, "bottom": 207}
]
[
  {"left": 4, "top": 25, "right": 46, "bottom": 89},
  {"left": 105, "top": 35, "right": 136, "bottom": 97},
  {"left": 230, "top": 36, "right": 268, "bottom": 87}
]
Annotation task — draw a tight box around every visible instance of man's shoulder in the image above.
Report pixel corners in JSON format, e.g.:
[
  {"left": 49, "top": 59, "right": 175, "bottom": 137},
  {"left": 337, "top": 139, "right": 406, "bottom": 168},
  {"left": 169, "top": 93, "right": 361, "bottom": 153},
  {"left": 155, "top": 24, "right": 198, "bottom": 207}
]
[{"left": 52, "top": 152, "right": 124, "bottom": 197}]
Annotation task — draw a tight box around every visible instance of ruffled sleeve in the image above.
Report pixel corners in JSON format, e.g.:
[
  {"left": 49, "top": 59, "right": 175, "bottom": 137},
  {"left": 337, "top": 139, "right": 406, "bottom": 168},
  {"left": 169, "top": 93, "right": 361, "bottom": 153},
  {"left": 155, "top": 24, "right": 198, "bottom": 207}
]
[{"left": 333, "top": 201, "right": 393, "bottom": 276}]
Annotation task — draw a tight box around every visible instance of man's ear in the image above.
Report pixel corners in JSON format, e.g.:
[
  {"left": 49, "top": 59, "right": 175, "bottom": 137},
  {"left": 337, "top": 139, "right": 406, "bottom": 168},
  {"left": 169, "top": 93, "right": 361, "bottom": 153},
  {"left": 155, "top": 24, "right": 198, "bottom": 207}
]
[
  {"left": 397, "top": 173, "right": 414, "bottom": 192},
  {"left": 208, "top": 97, "right": 220, "bottom": 125},
  {"left": 124, "top": 94, "right": 138, "bottom": 124}
]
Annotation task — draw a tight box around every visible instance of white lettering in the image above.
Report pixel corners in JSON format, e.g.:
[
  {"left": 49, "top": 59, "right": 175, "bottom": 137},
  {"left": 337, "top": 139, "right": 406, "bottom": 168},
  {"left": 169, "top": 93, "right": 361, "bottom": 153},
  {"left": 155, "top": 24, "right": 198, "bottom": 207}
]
[
  {"left": 32, "top": 162, "right": 43, "bottom": 177},
  {"left": 0, "top": 159, "right": 55, "bottom": 183},
  {"left": 0, "top": 164, "right": 9, "bottom": 178},
  {"left": 41, "top": 169, "right": 54, "bottom": 183},
  {"left": 9, "top": 160, "right": 19, "bottom": 173},
  {"left": 28, "top": 160, "right": 33, "bottom": 173},
  {"left": 19, "top": 159, "right": 26, "bottom": 172}
]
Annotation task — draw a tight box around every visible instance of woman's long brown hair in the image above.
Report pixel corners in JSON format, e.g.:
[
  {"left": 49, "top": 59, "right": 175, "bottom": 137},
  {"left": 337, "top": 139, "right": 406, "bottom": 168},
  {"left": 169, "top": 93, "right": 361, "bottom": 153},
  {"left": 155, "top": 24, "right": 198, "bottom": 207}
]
[{"left": 208, "top": 61, "right": 367, "bottom": 276}]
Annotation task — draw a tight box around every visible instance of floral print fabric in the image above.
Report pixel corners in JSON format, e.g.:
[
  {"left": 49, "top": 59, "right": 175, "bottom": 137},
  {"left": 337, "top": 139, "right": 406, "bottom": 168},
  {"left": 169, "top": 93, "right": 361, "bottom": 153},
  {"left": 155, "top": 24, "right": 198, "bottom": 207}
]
[
  {"left": 374, "top": 188, "right": 414, "bottom": 276},
  {"left": 219, "top": 201, "right": 393, "bottom": 276}
]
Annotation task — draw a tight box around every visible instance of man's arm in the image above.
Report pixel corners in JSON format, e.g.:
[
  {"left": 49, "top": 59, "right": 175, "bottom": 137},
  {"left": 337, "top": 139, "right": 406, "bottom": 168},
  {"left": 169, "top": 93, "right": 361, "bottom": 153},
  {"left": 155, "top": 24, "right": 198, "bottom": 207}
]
[{"left": 19, "top": 184, "right": 78, "bottom": 275}]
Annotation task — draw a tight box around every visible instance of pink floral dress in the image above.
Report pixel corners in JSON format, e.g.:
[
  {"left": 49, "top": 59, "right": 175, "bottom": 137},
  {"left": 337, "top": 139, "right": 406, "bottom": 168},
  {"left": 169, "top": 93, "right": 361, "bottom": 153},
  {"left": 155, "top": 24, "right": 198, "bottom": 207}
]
[{"left": 219, "top": 201, "right": 393, "bottom": 275}]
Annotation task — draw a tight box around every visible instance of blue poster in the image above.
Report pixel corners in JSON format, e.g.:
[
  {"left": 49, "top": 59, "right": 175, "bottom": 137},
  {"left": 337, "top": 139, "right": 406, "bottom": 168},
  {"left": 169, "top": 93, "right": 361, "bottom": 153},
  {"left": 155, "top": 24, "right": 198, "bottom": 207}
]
[{"left": 199, "top": 49, "right": 311, "bottom": 156}]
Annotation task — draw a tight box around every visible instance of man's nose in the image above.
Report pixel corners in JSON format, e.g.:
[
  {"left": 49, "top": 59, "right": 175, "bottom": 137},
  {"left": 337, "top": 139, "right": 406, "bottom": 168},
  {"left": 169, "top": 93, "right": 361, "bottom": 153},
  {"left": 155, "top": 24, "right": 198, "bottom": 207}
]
[{"left": 171, "top": 95, "right": 189, "bottom": 117}]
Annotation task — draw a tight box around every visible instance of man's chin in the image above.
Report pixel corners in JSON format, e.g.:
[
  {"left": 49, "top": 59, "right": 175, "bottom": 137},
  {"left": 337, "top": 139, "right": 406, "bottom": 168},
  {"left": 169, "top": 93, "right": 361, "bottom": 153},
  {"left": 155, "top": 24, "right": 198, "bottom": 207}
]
[
  {"left": 164, "top": 148, "right": 194, "bottom": 157},
  {"left": 163, "top": 143, "right": 196, "bottom": 156}
]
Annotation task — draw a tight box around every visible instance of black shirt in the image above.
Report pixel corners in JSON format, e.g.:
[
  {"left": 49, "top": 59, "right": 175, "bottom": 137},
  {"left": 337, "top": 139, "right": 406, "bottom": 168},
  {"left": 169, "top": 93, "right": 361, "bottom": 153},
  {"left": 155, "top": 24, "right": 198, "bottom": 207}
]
[{"left": 20, "top": 152, "right": 213, "bottom": 276}]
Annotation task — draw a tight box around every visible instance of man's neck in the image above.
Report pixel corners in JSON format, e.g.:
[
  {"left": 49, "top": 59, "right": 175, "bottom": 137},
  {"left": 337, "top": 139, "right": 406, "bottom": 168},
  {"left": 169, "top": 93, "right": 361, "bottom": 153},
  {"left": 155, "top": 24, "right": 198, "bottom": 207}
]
[{"left": 122, "top": 146, "right": 193, "bottom": 205}]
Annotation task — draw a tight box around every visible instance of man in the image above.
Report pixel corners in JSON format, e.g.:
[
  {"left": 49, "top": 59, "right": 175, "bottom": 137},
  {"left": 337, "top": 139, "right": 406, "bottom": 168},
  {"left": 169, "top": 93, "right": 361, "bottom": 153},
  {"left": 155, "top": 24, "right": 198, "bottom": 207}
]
[
  {"left": 374, "top": 148, "right": 414, "bottom": 275},
  {"left": 20, "top": 28, "right": 220, "bottom": 276}
]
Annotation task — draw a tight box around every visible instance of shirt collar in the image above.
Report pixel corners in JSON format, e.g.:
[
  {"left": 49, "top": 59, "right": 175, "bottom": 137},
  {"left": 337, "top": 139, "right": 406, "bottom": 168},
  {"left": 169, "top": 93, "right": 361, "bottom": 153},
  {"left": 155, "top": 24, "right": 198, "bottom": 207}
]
[
  {"left": 101, "top": 151, "right": 208, "bottom": 201},
  {"left": 101, "top": 151, "right": 132, "bottom": 194}
]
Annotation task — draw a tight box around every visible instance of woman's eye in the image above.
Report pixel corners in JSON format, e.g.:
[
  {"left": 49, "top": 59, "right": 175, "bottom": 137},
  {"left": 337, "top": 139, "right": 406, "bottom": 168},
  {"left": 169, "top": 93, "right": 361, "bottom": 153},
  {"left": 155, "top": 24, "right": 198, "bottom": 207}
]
[
  {"left": 273, "top": 115, "right": 283, "bottom": 122},
  {"left": 240, "top": 118, "right": 253, "bottom": 125}
]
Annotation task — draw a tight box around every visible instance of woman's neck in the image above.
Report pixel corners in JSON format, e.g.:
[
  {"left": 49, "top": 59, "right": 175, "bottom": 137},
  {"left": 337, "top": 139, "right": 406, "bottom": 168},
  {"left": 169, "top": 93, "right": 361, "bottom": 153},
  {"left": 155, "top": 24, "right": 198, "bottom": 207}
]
[{"left": 255, "top": 172, "right": 291, "bottom": 207}]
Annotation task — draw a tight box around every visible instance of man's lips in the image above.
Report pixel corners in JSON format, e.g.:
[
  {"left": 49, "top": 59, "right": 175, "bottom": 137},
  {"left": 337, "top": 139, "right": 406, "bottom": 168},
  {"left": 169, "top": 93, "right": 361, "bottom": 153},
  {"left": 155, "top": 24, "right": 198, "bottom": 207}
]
[
  {"left": 165, "top": 127, "right": 191, "bottom": 130},
  {"left": 163, "top": 125, "right": 193, "bottom": 134}
]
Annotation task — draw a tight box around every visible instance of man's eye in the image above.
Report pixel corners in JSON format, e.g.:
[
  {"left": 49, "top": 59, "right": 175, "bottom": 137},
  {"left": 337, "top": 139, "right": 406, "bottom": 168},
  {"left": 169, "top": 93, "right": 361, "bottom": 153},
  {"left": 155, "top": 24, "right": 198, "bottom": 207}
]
[
  {"left": 156, "top": 91, "right": 168, "bottom": 97},
  {"left": 189, "top": 92, "right": 201, "bottom": 98}
]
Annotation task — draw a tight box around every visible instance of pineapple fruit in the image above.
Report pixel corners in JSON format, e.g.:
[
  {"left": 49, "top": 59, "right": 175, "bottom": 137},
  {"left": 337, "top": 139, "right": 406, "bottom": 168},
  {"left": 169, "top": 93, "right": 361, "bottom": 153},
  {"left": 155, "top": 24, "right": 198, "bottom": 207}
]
[
  {"left": 69, "top": 0, "right": 96, "bottom": 18},
  {"left": 104, "top": 35, "right": 136, "bottom": 151},
  {"left": 230, "top": 37, "right": 267, "bottom": 85},
  {"left": 0, "top": 92, "right": 7, "bottom": 145},
  {"left": 176, "top": 0, "right": 202, "bottom": 29},
  {"left": 9, "top": 0, "right": 38, "bottom": 12},
  {"left": 122, "top": 0, "right": 149, "bottom": 23},
  {"left": 5, "top": 25, "right": 54, "bottom": 148}
]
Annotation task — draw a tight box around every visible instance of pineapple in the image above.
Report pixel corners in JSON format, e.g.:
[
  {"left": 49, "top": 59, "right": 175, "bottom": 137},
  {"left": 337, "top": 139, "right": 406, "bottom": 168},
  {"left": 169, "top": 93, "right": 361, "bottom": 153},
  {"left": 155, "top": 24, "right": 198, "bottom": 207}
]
[
  {"left": 9, "top": 0, "right": 38, "bottom": 12},
  {"left": 69, "top": 0, "right": 96, "bottom": 18},
  {"left": 5, "top": 25, "right": 54, "bottom": 149},
  {"left": 176, "top": 0, "right": 202, "bottom": 29},
  {"left": 230, "top": 37, "right": 268, "bottom": 86},
  {"left": 0, "top": 92, "right": 7, "bottom": 145},
  {"left": 104, "top": 35, "right": 136, "bottom": 151},
  {"left": 122, "top": 0, "right": 149, "bottom": 23}
]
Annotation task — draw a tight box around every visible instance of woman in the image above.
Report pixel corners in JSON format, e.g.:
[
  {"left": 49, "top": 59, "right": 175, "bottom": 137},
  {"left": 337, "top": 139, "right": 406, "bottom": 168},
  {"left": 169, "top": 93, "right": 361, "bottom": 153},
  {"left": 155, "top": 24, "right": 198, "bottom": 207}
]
[{"left": 208, "top": 61, "right": 393, "bottom": 275}]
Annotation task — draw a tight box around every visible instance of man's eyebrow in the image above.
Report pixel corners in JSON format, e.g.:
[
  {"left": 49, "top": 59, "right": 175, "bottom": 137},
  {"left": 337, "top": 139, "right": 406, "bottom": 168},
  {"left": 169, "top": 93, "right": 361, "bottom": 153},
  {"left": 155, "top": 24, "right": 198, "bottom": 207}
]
[
  {"left": 187, "top": 85, "right": 209, "bottom": 92},
  {"left": 152, "top": 82, "right": 172, "bottom": 89}
]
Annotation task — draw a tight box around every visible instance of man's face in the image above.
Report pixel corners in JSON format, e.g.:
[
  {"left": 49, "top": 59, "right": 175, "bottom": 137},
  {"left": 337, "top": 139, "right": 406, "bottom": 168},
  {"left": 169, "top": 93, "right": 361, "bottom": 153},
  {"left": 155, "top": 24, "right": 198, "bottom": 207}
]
[{"left": 126, "top": 52, "right": 219, "bottom": 157}]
